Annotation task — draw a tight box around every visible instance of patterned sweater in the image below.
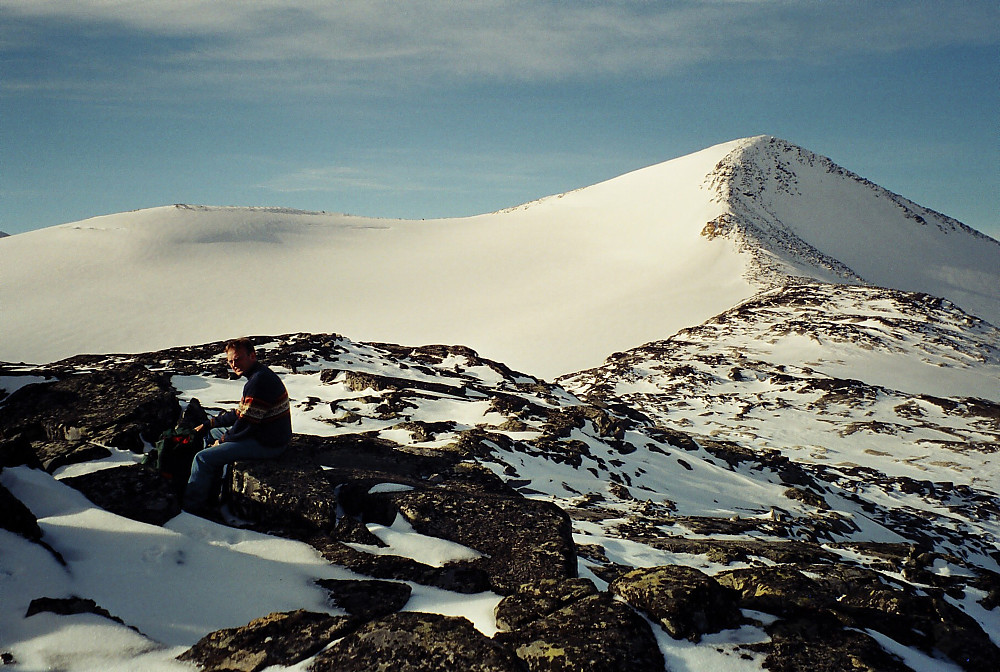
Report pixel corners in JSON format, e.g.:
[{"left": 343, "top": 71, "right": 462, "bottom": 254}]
[{"left": 211, "top": 362, "right": 292, "bottom": 447}]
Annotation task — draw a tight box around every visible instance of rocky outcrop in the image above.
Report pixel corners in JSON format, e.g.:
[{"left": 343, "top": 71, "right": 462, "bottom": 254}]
[
  {"left": 25, "top": 596, "right": 137, "bottom": 633},
  {"left": 609, "top": 565, "right": 742, "bottom": 642},
  {"left": 0, "top": 363, "right": 179, "bottom": 468},
  {"left": 2, "top": 332, "right": 997, "bottom": 672},
  {"left": 60, "top": 463, "right": 181, "bottom": 526},
  {"left": 225, "top": 433, "right": 576, "bottom": 596},
  {"left": 309, "top": 612, "right": 526, "bottom": 672},
  {"left": 716, "top": 563, "right": 1000, "bottom": 672},
  {"left": 493, "top": 582, "right": 664, "bottom": 672},
  {"left": 178, "top": 609, "right": 357, "bottom": 672}
]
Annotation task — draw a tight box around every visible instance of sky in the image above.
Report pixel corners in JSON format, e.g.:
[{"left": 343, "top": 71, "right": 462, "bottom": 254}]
[{"left": 1, "top": 0, "right": 998, "bottom": 238}]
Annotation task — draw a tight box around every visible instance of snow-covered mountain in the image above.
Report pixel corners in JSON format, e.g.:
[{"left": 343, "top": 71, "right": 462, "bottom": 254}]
[
  {"left": 2, "top": 137, "right": 999, "bottom": 671},
  {"left": 2, "top": 135, "right": 997, "bottom": 378}
]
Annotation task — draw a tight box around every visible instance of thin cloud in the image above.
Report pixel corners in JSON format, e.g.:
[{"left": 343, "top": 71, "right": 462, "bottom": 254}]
[
  {"left": 263, "top": 166, "right": 400, "bottom": 194},
  {"left": 3, "top": 0, "right": 997, "bottom": 91}
]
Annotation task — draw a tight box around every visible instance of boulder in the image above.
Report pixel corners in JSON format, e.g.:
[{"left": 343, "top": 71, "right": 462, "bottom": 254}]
[
  {"left": 316, "top": 578, "right": 412, "bottom": 619},
  {"left": 609, "top": 565, "right": 742, "bottom": 641},
  {"left": 228, "top": 456, "right": 339, "bottom": 532},
  {"left": 0, "top": 436, "right": 42, "bottom": 469},
  {"left": 61, "top": 463, "right": 181, "bottom": 526},
  {"left": 26, "top": 596, "right": 139, "bottom": 634},
  {"left": 494, "top": 579, "right": 599, "bottom": 632},
  {"left": 392, "top": 489, "right": 577, "bottom": 594},
  {"left": 35, "top": 440, "right": 112, "bottom": 473},
  {"left": 494, "top": 593, "right": 664, "bottom": 672},
  {"left": 745, "top": 612, "right": 913, "bottom": 672},
  {"left": 178, "top": 609, "right": 356, "bottom": 672},
  {"left": 716, "top": 563, "right": 1000, "bottom": 672},
  {"left": 0, "top": 364, "right": 179, "bottom": 454},
  {"left": 309, "top": 611, "right": 526, "bottom": 672}
]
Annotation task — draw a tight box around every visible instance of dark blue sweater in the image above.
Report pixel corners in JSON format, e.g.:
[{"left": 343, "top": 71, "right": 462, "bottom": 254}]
[{"left": 212, "top": 362, "right": 292, "bottom": 447}]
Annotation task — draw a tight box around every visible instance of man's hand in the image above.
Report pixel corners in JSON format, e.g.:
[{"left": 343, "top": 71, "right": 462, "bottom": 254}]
[{"left": 194, "top": 423, "right": 220, "bottom": 446}]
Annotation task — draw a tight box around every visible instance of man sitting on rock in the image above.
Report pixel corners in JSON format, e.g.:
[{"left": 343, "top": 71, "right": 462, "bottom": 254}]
[{"left": 184, "top": 337, "right": 292, "bottom": 515}]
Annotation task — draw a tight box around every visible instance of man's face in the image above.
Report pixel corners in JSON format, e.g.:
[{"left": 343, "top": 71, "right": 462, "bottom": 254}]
[{"left": 226, "top": 346, "right": 257, "bottom": 377}]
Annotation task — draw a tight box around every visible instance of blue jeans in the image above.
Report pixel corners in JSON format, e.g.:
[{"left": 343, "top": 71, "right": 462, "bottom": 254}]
[{"left": 184, "top": 431, "right": 287, "bottom": 509}]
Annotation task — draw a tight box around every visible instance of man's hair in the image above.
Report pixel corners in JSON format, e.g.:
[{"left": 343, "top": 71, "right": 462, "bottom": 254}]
[{"left": 224, "top": 337, "right": 256, "bottom": 356}]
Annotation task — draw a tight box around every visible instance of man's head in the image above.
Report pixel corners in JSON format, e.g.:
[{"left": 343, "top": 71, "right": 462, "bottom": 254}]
[{"left": 224, "top": 337, "right": 257, "bottom": 377}]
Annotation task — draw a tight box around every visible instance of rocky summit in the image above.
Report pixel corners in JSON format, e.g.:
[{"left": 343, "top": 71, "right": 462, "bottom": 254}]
[{"left": 1, "top": 288, "right": 998, "bottom": 672}]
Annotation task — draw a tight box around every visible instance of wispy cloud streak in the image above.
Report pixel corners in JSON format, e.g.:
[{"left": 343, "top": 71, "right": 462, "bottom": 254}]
[{"left": 3, "top": 0, "right": 997, "bottom": 98}]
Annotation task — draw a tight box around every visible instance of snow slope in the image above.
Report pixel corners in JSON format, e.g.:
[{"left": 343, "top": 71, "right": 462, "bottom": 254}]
[{"left": 2, "top": 136, "right": 995, "bottom": 379}]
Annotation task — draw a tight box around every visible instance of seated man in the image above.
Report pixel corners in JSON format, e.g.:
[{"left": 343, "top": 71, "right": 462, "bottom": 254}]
[{"left": 184, "top": 337, "right": 292, "bottom": 514}]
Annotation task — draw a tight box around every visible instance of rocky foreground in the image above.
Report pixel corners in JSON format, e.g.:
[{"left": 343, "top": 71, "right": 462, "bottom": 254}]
[{"left": 1, "top": 326, "right": 998, "bottom": 671}]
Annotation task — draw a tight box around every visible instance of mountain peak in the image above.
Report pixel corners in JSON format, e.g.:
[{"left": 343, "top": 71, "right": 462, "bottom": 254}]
[{"left": 700, "top": 136, "right": 1000, "bottom": 323}]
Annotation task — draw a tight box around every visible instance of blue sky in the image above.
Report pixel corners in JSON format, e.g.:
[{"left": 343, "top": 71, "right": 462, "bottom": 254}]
[{"left": 2, "top": 1, "right": 998, "bottom": 238}]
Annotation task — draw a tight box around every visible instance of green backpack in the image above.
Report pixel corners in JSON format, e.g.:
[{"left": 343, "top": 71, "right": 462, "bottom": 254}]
[{"left": 144, "top": 427, "right": 204, "bottom": 495}]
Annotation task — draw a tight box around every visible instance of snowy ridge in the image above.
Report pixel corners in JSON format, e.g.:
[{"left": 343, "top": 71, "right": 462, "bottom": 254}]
[
  {"left": 558, "top": 282, "right": 1000, "bottom": 562},
  {"left": 701, "top": 137, "right": 1000, "bottom": 323}
]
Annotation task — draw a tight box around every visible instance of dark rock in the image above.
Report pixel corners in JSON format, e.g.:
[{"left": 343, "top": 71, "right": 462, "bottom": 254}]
[
  {"left": 228, "top": 456, "right": 339, "bottom": 532},
  {"left": 307, "top": 533, "right": 491, "bottom": 594},
  {"left": 0, "top": 436, "right": 42, "bottom": 469},
  {"left": 337, "top": 369, "right": 465, "bottom": 397},
  {"left": 388, "top": 420, "right": 457, "bottom": 443},
  {"left": 0, "top": 481, "right": 42, "bottom": 541},
  {"left": 310, "top": 611, "right": 526, "bottom": 672},
  {"left": 316, "top": 578, "right": 412, "bottom": 619},
  {"left": 746, "top": 613, "right": 913, "bottom": 672},
  {"left": 540, "top": 405, "right": 628, "bottom": 441},
  {"left": 36, "top": 440, "right": 112, "bottom": 473},
  {"left": 0, "top": 364, "right": 179, "bottom": 453},
  {"left": 783, "top": 486, "right": 829, "bottom": 509},
  {"left": 392, "top": 488, "right": 577, "bottom": 594},
  {"left": 644, "top": 537, "right": 838, "bottom": 566},
  {"left": 60, "top": 463, "right": 181, "bottom": 526},
  {"left": 609, "top": 565, "right": 742, "bottom": 641},
  {"left": 717, "top": 563, "right": 1000, "bottom": 672},
  {"left": 715, "top": 564, "right": 827, "bottom": 615},
  {"left": 26, "top": 596, "right": 139, "bottom": 634},
  {"left": 494, "top": 578, "right": 599, "bottom": 632},
  {"left": 178, "top": 609, "right": 355, "bottom": 672},
  {"left": 494, "top": 594, "right": 664, "bottom": 672}
]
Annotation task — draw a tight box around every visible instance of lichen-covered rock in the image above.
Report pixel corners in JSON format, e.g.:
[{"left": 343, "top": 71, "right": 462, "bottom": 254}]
[
  {"left": 0, "top": 364, "right": 179, "bottom": 453},
  {"left": 745, "top": 613, "right": 913, "bottom": 672},
  {"left": 228, "top": 455, "right": 340, "bottom": 531},
  {"left": 494, "top": 579, "right": 599, "bottom": 632},
  {"left": 392, "top": 489, "right": 577, "bottom": 594},
  {"left": 494, "top": 594, "right": 664, "bottom": 672},
  {"left": 717, "top": 563, "right": 1000, "bottom": 672},
  {"left": 60, "top": 463, "right": 181, "bottom": 526},
  {"left": 309, "top": 611, "right": 526, "bottom": 672},
  {"left": 316, "top": 578, "right": 412, "bottom": 619},
  {"left": 609, "top": 565, "right": 742, "bottom": 641},
  {"left": 178, "top": 609, "right": 355, "bottom": 672}
]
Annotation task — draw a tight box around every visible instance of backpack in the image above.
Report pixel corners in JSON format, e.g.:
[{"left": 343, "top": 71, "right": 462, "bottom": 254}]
[{"left": 144, "top": 427, "right": 204, "bottom": 496}]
